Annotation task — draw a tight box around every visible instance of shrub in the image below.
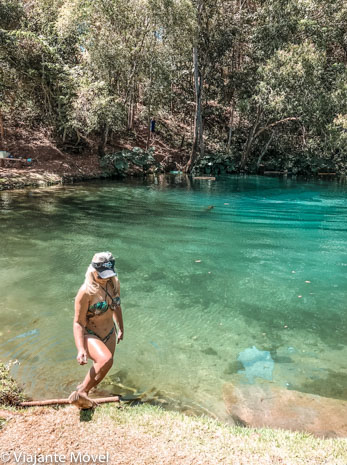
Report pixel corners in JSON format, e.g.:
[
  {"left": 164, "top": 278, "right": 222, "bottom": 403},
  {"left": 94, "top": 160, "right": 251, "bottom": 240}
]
[{"left": 0, "top": 362, "right": 26, "bottom": 406}]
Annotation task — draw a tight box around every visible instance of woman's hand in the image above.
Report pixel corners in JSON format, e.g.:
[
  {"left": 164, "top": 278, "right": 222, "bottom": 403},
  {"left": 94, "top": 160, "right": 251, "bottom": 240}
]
[
  {"left": 117, "top": 329, "right": 124, "bottom": 344},
  {"left": 77, "top": 349, "right": 88, "bottom": 365}
]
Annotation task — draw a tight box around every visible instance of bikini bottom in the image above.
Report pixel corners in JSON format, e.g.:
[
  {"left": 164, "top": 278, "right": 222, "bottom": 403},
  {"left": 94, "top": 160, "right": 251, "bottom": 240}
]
[{"left": 86, "top": 324, "right": 115, "bottom": 344}]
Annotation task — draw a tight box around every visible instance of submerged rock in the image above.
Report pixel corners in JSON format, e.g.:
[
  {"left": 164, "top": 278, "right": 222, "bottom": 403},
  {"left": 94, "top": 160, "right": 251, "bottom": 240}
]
[
  {"left": 223, "top": 382, "right": 347, "bottom": 438},
  {"left": 201, "top": 347, "right": 219, "bottom": 356},
  {"left": 237, "top": 346, "right": 274, "bottom": 383},
  {"left": 224, "top": 361, "right": 244, "bottom": 375}
]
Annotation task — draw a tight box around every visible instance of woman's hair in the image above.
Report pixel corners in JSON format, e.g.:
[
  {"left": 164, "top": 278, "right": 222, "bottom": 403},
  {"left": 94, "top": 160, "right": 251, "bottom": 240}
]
[
  {"left": 84, "top": 264, "right": 100, "bottom": 295},
  {"left": 83, "top": 251, "right": 116, "bottom": 295}
]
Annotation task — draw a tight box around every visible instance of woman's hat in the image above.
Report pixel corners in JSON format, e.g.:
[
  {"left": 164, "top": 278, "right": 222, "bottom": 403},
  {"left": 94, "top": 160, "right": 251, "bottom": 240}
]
[{"left": 91, "top": 251, "right": 117, "bottom": 279}]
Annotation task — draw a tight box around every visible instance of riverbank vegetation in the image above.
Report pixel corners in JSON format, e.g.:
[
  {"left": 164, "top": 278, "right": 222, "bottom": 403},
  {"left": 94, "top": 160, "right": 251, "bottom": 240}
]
[
  {"left": 0, "top": 0, "right": 346, "bottom": 175},
  {"left": 0, "top": 362, "right": 26, "bottom": 406}
]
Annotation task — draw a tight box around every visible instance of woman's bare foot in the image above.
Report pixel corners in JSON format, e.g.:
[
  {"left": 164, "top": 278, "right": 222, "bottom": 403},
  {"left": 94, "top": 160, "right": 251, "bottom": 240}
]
[{"left": 68, "top": 390, "right": 98, "bottom": 409}]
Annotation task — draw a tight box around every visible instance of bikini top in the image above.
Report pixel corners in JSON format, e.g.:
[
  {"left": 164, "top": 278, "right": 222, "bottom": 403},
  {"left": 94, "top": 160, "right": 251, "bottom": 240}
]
[{"left": 86, "top": 282, "right": 121, "bottom": 319}]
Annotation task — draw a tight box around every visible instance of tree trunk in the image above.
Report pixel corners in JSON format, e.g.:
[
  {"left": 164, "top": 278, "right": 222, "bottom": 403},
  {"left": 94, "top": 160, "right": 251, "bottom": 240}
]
[
  {"left": 241, "top": 114, "right": 299, "bottom": 169},
  {"left": 198, "top": 96, "right": 204, "bottom": 158},
  {"left": 127, "top": 100, "right": 134, "bottom": 130},
  {"left": 146, "top": 62, "right": 153, "bottom": 150},
  {"left": 170, "top": 80, "right": 174, "bottom": 115},
  {"left": 227, "top": 101, "right": 235, "bottom": 151},
  {"left": 104, "top": 123, "right": 109, "bottom": 147},
  {"left": 257, "top": 131, "right": 274, "bottom": 168},
  {"left": 241, "top": 121, "right": 259, "bottom": 169},
  {"left": 0, "top": 111, "right": 4, "bottom": 141},
  {"left": 184, "top": 46, "right": 203, "bottom": 173}
]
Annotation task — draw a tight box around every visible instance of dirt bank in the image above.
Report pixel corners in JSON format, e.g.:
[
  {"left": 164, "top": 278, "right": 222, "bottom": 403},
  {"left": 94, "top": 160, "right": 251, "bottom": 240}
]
[
  {"left": 0, "top": 125, "right": 186, "bottom": 191},
  {"left": 0, "top": 127, "right": 110, "bottom": 190},
  {"left": 1, "top": 403, "right": 347, "bottom": 465}
]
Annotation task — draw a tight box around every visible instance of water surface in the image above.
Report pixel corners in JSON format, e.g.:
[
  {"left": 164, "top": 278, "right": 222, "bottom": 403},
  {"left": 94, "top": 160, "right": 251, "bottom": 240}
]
[{"left": 1, "top": 175, "right": 346, "bottom": 418}]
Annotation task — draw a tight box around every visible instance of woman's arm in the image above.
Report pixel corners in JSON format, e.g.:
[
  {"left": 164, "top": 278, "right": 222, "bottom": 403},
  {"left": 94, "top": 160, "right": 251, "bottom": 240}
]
[
  {"left": 112, "top": 278, "right": 124, "bottom": 342},
  {"left": 73, "top": 286, "right": 89, "bottom": 364},
  {"left": 114, "top": 306, "right": 124, "bottom": 342}
]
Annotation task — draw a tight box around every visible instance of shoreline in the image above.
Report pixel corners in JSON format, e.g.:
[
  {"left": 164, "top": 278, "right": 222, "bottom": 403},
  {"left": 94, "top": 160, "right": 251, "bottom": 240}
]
[
  {"left": 0, "top": 166, "right": 344, "bottom": 193},
  {"left": 1, "top": 399, "right": 347, "bottom": 464},
  {"left": 0, "top": 128, "right": 344, "bottom": 193},
  {"left": 2, "top": 361, "right": 347, "bottom": 440},
  {"left": 0, "top": 164, "right": 114, "bottom": 192},
  {"left": 1, "top": 361, "right": 347, "bottom": 463}
]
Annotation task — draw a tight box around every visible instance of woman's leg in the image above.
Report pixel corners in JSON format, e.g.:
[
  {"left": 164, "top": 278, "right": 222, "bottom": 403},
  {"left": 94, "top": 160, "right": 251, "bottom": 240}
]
[
  {"left": 78, "top": 333, "right": 116, "bottom": 394},
  {"left": 70, "top": 333, "right": 116, "bottom": 407}
]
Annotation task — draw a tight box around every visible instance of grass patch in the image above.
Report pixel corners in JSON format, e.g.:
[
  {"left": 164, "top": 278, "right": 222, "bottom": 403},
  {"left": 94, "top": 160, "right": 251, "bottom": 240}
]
[
  {"left": 93, "top": 403, "right": 347, "bottom": 464},
  {"left": 0, "top": 362, "right": 26, "bottom": 406}
]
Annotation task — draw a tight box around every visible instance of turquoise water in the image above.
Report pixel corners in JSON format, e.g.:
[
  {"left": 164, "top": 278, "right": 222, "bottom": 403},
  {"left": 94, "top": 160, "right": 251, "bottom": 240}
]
[{"left": 0, "top": 175, "right": 347, "bottom": 418}]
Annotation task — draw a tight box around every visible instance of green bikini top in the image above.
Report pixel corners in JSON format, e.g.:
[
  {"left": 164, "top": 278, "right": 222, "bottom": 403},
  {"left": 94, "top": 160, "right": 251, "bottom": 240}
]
[{"left": 87, "top": 282, "right": 121, "bottom": 319}]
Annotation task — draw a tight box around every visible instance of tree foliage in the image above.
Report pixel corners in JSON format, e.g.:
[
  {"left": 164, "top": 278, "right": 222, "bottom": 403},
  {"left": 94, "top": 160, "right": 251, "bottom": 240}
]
[{"left": 0, "top": 0, "right": 346, "bottom": 173}]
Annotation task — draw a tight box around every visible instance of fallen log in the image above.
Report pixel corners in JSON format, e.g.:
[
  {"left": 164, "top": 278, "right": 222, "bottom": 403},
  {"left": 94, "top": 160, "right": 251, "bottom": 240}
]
[
  {"left": 19, "top": 396, "right": 120, "bottom": 407},
  {"left": 193, "top": 176, "right": 216, "bottom": 180},
  {"left": 263, "top": 171, "right": 285, "bottom": 175}
]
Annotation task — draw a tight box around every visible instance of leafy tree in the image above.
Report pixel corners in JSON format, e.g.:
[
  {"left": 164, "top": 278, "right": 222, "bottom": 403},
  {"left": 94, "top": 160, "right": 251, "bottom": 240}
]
[{"left": 1, "top": 0, "right": 346, "bottom": 174}]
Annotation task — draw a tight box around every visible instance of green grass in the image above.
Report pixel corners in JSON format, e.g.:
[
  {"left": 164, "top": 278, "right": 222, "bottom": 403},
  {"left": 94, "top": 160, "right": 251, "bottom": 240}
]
[{"left": 93, "top": 403, "right": 347, "bottom": 465}]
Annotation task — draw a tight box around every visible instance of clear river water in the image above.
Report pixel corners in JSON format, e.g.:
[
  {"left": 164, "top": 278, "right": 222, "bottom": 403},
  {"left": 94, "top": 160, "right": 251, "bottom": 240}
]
[{"left": 0, "top": 175, "right": 346, "bottom": 419}]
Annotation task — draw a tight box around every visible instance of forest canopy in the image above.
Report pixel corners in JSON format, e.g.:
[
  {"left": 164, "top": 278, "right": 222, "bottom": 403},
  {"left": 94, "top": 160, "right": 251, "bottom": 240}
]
[{"left": 1, "top": 0, "right": 346, "bottom": 174}]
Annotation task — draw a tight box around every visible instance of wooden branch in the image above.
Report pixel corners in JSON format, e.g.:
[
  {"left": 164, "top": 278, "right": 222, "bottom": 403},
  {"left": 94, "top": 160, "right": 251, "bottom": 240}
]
[
  {"left": 19, "top": 396, "right": 120, "bottom": 407},
  {"left": 254, "top": 117, "right": 300, "bottom": 139}
]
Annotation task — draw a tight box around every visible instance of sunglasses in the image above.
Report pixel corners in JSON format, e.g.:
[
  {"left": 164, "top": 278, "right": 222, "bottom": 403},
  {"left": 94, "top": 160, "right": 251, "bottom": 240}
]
[{"left": 92, "top": 259, "right": 115, "bottom": 270}]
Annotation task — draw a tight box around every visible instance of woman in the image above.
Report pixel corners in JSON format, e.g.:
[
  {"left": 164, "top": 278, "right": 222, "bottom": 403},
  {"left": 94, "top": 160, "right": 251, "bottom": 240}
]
[{"left": 69, "top": 251, "right": 124, "bottom": 408}]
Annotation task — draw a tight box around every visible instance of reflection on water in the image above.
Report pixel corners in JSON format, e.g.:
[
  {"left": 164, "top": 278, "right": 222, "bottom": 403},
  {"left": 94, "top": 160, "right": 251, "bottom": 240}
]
[{"left": 0, "top": 175, "right": 347, "bottom": 419}]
